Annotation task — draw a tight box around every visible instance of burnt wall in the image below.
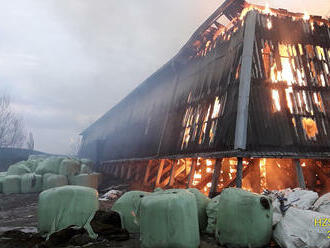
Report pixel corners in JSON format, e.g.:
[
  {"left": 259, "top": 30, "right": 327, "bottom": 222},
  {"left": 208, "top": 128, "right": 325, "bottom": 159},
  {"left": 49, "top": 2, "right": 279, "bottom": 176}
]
[
  {"left": 80, "top": 21, "right": 245, "bottom": 161},
  {"left": 247, "top": 14, "right": 330, "bottom": 153}
]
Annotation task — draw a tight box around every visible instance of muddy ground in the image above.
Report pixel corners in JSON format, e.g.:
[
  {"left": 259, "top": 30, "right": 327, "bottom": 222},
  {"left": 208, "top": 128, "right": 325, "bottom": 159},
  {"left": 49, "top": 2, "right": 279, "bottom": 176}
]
[
  {"left": 0, "top": 175, "right": 279, "bottom": 248},
  {"left": 0, "top": 191, "right": 221, "bottom": 248}
]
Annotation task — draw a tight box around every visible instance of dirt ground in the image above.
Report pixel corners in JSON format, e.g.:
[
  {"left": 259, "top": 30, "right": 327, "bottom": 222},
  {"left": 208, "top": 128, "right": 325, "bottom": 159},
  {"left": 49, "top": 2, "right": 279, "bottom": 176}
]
[
  {"left": 0, "top": 174, "right": 279, "bottom": 248},
  {"left": 0, "top": 191, "right": 222, "bottom": 248}
]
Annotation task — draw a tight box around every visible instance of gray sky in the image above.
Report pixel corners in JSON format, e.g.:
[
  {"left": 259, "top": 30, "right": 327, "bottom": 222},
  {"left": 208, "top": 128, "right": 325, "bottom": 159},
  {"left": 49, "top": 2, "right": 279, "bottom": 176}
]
[{"left": 0, "top": 0, "right": 329, "bottom": 154}]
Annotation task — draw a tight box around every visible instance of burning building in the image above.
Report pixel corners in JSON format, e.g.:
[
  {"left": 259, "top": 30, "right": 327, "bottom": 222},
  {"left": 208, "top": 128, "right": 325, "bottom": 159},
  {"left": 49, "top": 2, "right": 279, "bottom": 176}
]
[{"left": 79, "top": 0, "right": 330, "bottom": 196}]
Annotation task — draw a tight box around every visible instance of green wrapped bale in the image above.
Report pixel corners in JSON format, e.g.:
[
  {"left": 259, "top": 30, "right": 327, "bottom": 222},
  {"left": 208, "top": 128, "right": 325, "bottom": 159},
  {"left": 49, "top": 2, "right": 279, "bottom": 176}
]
[
  {"left": 3, "top": 175, "right": 21, "bottom": 194},
  {"left": 28, "top": 154, "right": 47, "bottom": 161},
  {"left": 35, "top": 157, "right": 65, "bottom": 175},
  {"left": 140, "top": 190, "right": 200, "bottom": 248},
  {"left": 0, "top": 172, "right": 7, "bottom": 193},
  {"left": 24, "top": 160, "right": 40, "bottom": 172},
  {"left": 69, "top": 173, "right": 98, "bottom": 189},
  {"left": 80, "top": 164, "right": 92, "bottom": 174},
  {"left": 21, "top": 173, "right": 43, "bottom": 193},
  {"left": 43, "top": 174, "right": 68, "bottom": 190},
  {"left": 7, "top": 162, "right": 31, "bottom": 175},
  {"left": 216, "top": 188, "right": 273, "bottom": 248},
  {"left": 112, "top": 191, "right": 150, "bottom": 233},
  {"left": 205, "top": 194, "right": 221, "bottom": 234},
  {"left": 38, "top": 185, "right": 99, "bottom": 239},
  {"left": 59, "top": 159, "right": 81, "bottom": 176},
  {"left": 187, "top": 188, "right": 210, "bottom": 231},
  {"left": 80, "top": 158, "right": 94, "bottom": 169},
  {"left": 160, "top": 188, "right": 210, "bottom": 232}
]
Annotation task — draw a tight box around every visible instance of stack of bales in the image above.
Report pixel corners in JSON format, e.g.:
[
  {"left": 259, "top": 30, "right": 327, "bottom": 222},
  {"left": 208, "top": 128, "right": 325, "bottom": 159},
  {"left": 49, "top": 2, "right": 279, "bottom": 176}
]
[{"left": 0, "top": 155, "right": 101, "bottom": 194}]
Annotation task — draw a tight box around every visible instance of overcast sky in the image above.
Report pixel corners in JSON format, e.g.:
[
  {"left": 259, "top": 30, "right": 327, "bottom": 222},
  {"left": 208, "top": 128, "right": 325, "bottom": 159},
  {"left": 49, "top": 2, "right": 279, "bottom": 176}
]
[{"left": 0, "top": 0, "right": 329, "bottom": 154}]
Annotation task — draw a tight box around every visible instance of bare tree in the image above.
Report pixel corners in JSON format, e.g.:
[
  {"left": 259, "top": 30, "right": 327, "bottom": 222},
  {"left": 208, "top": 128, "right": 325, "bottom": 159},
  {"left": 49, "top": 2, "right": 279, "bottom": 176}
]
[
  {"left": 26, "top": 132, "right": 34, "bottom": 150},
  {"left": 0, "top": 95, "right": 26, "bottom": 148}
]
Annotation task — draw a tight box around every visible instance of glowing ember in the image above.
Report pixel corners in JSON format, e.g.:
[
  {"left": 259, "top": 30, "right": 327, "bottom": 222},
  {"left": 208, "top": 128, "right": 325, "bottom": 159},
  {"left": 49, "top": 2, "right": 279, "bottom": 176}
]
[
  {"left": 301, "top": 162, "right": 306, "bottom": 167},
  {"left": 272, "top": 90, "right": 281, "bottom": 112},
  {"left": 303, "top": 12, "right": 310, "bottom": 21},
  {"left": 206, "top": 167, "right": 212, "bottom": 173},
  {"left": 259, "top": 159, "right": 267, "bottom": 189},
  {"left": 267, "top": 18, "right": 272, "bottom": 30},
  {"left": 301, "top": 118, "right": 318, "bottom": 139},
  {"left": 212, "top": 97, "right": 221, "bottom": 118},
  {"left": 206, "top": 159, "right": 213, "bottom": 166},
  {"left": 207, "top": 182, "right": 212, "bottom": 187}
]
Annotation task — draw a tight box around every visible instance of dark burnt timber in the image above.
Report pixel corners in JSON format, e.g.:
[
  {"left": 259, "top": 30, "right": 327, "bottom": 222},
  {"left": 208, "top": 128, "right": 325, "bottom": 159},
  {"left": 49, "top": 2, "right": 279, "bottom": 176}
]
[{"left": 80, "top": 1, "right": 330, "bottom": 195}]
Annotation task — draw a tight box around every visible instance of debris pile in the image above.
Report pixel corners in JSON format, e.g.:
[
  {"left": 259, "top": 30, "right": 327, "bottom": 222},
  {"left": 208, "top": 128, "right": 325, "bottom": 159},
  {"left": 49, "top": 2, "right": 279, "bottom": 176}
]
[{"left": 0, "top": 156, "right": 101, "bottom": 194}]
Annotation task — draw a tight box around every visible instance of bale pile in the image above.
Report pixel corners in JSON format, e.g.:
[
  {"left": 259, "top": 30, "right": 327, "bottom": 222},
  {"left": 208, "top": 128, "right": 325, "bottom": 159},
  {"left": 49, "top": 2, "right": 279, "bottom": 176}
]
[{"left": 0, "top": 155, "right": 101, "bottom": 194}]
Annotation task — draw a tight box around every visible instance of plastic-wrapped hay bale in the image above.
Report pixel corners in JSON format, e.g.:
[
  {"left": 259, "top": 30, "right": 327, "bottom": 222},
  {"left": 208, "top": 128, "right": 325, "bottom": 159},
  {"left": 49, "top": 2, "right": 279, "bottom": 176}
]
[
  {"left": 59, "top": 159, "right": 81, "bottom": 176},
  {"left": 7, "top": 162, "right": 31, "bottom": 175},
  {"left": 3, "top": 175, "right": 21, "bottom": 194},
  {"left": 21, "top": 173, "right": 43, "bottom": 193},
  {"left": 274, "top": 208, "right": 330, "bottom": 248},
  {"left": 69, "top": 173, "right": 98, "bottom": 189},
  {"left": 28, "top": 154, "right": 47, "bottom": 161},
  {"left": 43, "top": 174, "right": 68, "bottom": 190},
  {"left": 80, "top": 164, "right": 92, "bottom": 174},
  {"left": 140, "top": 190, "right": 200, "bottom": 248},
  {"left": 112, "top": 191, "right": 150, "bottom": 233},
  {"left": 216, "top": 188, "right": 273, "bottom": 248},
  {"left": 187, "top": 188, "right": 210, "bottom": 231},
  {"left": 24, "top": 160, "right": 40, "bottom": 172},
  {"left": 206, "top": 194, "right": 222, "bottom": 234},
  {"left": 38, "top": 185, "right": 99, "bottom": 239},
  {"left": 164, "top": 188, "right": 210, "bottom": 232},
  {"left": 313, "top": 193, "right": 330, "bottom": 215},
  {"left": 0, "top": 172, "right": 7, "bottom": 193},
  {"left": 35, "top": 156, "right": 65, "bottom": 175},
  {"left": 80, "top": 158, "right": 94, "bottom": 169}
]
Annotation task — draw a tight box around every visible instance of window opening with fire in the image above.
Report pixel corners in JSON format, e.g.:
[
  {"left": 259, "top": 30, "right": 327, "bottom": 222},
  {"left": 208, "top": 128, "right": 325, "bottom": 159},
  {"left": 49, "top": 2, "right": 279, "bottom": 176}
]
[{"left": 259, "top": 37, "right": 329, "bottom": 142}]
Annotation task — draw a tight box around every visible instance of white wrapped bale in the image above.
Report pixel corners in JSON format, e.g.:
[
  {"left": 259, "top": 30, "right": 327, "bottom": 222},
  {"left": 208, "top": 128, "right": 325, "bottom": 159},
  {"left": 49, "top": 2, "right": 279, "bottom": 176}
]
[
  {"left": 286, "top": 188, "right": 319, "bottom": 210},
  {"left": 3, "top": 175, "right": 21, "bottom": 194},
  {"left": 313, "top": 193, "right": 330, "bottom": 215},
  {"left": 273, "top": 208, "right": 330, "bottom": 248}
]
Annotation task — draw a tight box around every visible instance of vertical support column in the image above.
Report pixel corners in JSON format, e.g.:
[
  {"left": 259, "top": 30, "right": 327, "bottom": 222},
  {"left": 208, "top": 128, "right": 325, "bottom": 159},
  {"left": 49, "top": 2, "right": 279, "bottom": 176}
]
[
  {"left": 236, "top": 157, "right": 243, "bottom": 188},
  {"left": 126, "top": 162, "right": 132, "bottom": 180},
  {"left": 187, "top": 158, "right": 197, "bottom": 188},
  {"left": 168, "top": 160, "right": 177, "bottom": 187},
  {"left": 143, "top": 160, "right": 153, "bottom": 185},
  {"left": 294, "top": 159, "right": 306, "bottom": 189},
  {"left": 120, "top": 163, "right": 126, "bottom": 179},
  {"left": 234, "top": 11, "right": 257, "bottom": 150},
  {"left": 155, "top": 160, "right": 165, "bottom": 187},
  {"left": 209, "top": 159, "right": 222, "bottom": 198}
]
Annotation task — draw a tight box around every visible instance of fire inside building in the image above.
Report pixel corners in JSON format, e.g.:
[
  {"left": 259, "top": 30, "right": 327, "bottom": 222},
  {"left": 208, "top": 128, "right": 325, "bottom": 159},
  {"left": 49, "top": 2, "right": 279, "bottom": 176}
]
[{"left": 79, "top": 0, "right": 330, "bottom": 196}]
